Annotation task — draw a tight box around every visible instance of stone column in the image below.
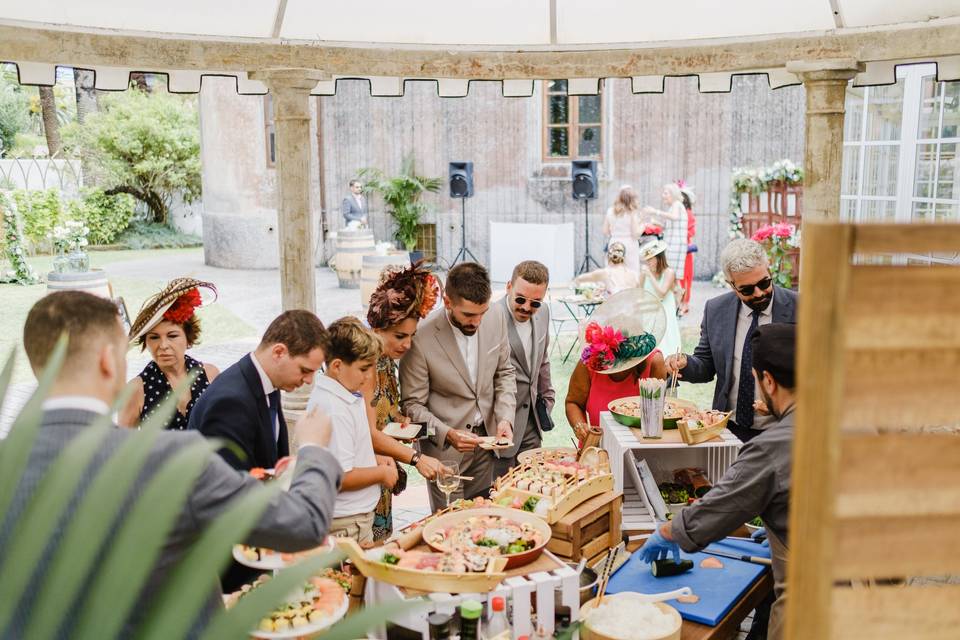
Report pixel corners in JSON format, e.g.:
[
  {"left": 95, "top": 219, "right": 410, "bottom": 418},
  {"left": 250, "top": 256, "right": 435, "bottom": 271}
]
[
  {"left": 786, "top": 59, "right": 864, "bottom": 222},
  {"left": 249, "top": 69, "right": 326, "bottom": 430}
]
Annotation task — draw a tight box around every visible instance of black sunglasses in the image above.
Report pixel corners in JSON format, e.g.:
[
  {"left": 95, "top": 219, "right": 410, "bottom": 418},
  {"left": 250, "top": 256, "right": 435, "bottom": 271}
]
[
  {"left": 514, "top": 295, "right": 543, "bottom": 309},
  {"left": 733, "top": 276, "right": 772, "bottom": 296}
]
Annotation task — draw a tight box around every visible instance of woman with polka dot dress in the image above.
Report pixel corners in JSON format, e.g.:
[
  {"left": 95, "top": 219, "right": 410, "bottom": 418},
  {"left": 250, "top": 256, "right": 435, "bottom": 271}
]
[{"left": 119, "top": 278, "right": 220, "bottom": 430}]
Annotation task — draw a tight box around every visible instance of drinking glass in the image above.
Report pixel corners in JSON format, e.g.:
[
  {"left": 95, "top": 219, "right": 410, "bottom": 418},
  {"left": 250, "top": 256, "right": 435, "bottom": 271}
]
[{"left": 435, "top": 462, "right": 460, "bottom": 509}]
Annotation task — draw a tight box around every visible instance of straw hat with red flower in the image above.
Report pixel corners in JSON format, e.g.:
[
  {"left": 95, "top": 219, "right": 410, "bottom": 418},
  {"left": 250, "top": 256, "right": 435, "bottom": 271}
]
[
  {"left": 580, "top": 289, "right": 666, "bottom": 375},
  {"left": 128, "top": 277, "right": 218, "bottom": 345}
]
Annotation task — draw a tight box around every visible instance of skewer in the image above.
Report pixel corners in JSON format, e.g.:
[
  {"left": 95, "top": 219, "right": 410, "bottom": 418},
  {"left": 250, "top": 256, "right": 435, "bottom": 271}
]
[
  {"left": 452, "top": 475, "right": 474, "bottom": 481},
  {"left": 596, "top": 547, "right": 618, "bottom": 605}
]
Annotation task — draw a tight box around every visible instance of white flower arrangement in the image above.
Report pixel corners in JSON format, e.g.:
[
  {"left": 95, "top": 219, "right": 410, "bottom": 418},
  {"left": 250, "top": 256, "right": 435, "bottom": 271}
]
[{"left": 49, "top": 220, "right": 91, "bottom": 252}]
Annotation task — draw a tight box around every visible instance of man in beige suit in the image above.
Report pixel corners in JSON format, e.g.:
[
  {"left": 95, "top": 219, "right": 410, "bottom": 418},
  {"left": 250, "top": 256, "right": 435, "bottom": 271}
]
[{"left": 400, "top": 262, "right": 517, "bottom": 510}]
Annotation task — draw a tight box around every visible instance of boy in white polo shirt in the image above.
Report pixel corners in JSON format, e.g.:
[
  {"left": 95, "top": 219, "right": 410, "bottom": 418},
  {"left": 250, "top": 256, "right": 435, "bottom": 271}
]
[{"left": 307, "top": 317, "right": 398, "bottom": 543}]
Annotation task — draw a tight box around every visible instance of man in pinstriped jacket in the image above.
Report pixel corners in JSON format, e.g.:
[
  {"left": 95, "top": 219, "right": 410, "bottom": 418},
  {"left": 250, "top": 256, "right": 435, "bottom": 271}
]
[{"left": 1, "top": 291, "right": 343, "bottom": 639}]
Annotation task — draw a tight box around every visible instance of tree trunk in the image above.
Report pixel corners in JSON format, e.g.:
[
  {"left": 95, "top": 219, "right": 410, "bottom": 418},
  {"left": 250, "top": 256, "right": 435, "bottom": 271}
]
[
  {"left": 73, "top": 68, "right": 102, "bottom": 187},
  {"left": 38, "top": 86, "right": 61, "bottom": 158},
  {"left": 104, "top": 185, "right": 168, "bottom": 225},
  {"left": 72, "top": 68, "right": 99, "bottom": 124}
]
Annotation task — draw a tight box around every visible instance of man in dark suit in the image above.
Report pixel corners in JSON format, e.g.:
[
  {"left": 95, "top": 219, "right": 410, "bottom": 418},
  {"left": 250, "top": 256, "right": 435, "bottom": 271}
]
[
  {"left": 341, "top": 179, "right": 368, "bottom": 226},
  {"left": 493, "top": 260, "right": 555, "bottom": 477},
  {"left": 188, "top": 310, "right": 328, "bottom": 471},
  {"left": 666, "top": 238, "right": 797, "bottom": 443},
  {"left": 4, "top": 291, "right": 342, "bottom": 638}
]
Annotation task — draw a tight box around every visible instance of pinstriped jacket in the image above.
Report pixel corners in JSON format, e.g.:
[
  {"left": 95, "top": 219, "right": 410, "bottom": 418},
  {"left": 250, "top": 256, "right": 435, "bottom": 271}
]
[{"left": 0, "top": 407, "right": 342, "bottom": 639}]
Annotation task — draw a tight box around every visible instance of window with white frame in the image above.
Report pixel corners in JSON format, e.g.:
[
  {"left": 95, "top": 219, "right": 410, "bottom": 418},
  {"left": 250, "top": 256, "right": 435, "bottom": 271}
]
[{"left": 842, "top": 64, "right": 959, "bottom": 263}]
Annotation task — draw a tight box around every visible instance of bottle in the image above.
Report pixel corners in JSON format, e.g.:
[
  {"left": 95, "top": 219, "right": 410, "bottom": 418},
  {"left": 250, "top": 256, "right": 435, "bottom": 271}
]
[
  {"left": 459, "top": 599, "right": 483, "bottom": 640},
  {"left": 483, "top": 596, "right": 511, "bottom": 639},
  {"left": 428, "top": 612, "right": 452, "bottom": 640}
]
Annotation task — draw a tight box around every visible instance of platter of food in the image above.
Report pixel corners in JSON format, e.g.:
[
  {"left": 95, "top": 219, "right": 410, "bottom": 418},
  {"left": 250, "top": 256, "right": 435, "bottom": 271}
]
[
  {"left": 477, "top": 436, "right": 514, "bottom": 451},
  {"left": 677, "top": 410, "right": 731, "bottom": 445},
  {"left": 224, "top": 574, "right": 348, "bottom": 639},
  {"left": 492, "top": 447, "right": 613, "bottom": 523},
  {"left": 422, "top": 507, "right": 552, "bottom": 569},
  {"left": 233, "top": 539, "right": 335, "bottom": 571},
  {"left": 580, "top": 592, "right": 682, "bottom": 640},
  {"left": 608, "top": 397, "right": 699, "bottom": 429},
  {"left": 335, "top": 537, "right": 508, "bottom": 594}
]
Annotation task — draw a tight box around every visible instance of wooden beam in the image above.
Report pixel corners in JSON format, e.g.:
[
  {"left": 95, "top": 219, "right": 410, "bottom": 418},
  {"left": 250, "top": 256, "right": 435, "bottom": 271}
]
[
  {"left": 1, "top": 18, "right": 960, "bottom": 80},
  {"left": 832, "top": 584, "right": 960, "bottom": 640},
  {"left": 853, "top": 223, "right": 960, "bottom": 254},
  {"left": 834, "top": 513, "right": 960, "bottom": 579},
  {"left": 785, "top": 221, "right": 854, "bottom": 640}
]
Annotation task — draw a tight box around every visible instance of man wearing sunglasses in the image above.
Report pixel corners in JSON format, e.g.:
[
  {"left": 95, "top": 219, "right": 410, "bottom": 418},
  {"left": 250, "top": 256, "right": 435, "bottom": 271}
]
[
  {"left": 664, "top": 238, "right": 797, "bottom": 442},
  {"left": 493, "top": 261, "right": 556, "bottom": 476}
]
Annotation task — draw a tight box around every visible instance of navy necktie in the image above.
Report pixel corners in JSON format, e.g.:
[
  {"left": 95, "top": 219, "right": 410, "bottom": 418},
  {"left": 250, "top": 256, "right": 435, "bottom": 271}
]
[
  {"left": 735, "top": 310, "right": 761, "bottom": 428},
  {"left": 268, "top": 389, "right": 280, "bottom": 442}
]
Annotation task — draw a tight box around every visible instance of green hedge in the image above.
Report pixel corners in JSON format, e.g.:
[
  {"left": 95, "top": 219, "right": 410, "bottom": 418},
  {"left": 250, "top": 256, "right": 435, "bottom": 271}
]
[{"left": 7, "top": 188, "right": 135, "bottom": 250}]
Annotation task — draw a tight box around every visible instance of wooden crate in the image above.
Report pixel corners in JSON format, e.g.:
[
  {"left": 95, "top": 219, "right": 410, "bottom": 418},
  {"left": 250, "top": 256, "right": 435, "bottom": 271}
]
[{"left": 547, "top": 491, "right": 622, "bottom": 566}]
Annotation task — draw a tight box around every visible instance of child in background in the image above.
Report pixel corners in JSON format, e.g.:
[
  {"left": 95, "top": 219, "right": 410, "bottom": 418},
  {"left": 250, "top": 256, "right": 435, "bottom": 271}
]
[{"left": 307, "top": 317, "right": 398, "bottom": 544}]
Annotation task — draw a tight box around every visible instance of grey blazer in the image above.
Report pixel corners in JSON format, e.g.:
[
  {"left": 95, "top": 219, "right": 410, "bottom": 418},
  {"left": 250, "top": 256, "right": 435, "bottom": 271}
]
[
  {"left": 341, "top": 194, "right": 367, "bottom": 224},
  {"left": 681, "top": 286, "right": 798, "bottom": 413},
  {"left": 1, "top": 408, "right": 342, "bottom": 639},
  {"left": 495, "top": 295, "right": 555, "bottom": 458}
]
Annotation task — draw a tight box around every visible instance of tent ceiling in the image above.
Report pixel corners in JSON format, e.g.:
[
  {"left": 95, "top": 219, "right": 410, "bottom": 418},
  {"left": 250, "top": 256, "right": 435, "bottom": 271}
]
[{"left": 0, "top": 1, "right": 959, "bottom": 95}]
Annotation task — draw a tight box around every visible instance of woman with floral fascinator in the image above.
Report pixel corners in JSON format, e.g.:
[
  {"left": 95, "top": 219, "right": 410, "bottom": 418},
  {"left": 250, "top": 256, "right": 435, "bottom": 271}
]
[
  {"left": 363, "top": 261, "right": 448, "bottom": 540},
  {"left": 119, "top": 278, "right": 220, "bottom": 430}
]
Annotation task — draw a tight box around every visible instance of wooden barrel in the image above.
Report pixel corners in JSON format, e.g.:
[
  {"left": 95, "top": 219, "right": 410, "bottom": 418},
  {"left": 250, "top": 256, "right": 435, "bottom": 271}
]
[
  {"left": 333, "top": 228, "right": 375, "bottom": 289},
  {"left": 360, "top": 252, "right": 411, "bottom": 309},
  {"left": 46, "top": 269, "right": 112, "bottom": 298}
]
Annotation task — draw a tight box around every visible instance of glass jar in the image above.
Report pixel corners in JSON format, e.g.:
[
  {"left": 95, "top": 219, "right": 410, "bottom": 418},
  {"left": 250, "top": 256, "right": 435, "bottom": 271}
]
[
  {"left": 52, "top": 248, "right": 70, "bottom": 274},
  {"left": 68, "top": 248, "right": 89, "bottom": 273}
]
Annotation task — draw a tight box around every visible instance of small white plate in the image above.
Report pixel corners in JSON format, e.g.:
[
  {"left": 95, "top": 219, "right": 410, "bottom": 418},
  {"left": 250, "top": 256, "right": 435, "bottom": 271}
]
[
  {"left": 383, "top": 422, "right": 422, "bottom": 440},
  {"left": 232, "top": 539, "right": 334, "bottom": 571}
]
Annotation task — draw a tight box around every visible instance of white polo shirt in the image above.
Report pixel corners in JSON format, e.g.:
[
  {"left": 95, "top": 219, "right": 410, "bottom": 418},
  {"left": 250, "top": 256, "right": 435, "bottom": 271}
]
[{"left": 307, "top": 375, "right": 380, "bottom": 518}]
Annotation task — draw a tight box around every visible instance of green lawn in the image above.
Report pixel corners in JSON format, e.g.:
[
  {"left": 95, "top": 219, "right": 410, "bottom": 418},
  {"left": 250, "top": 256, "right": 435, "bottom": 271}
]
[{"left": 2, "top": 248, "right": 256, "bottom": 384}]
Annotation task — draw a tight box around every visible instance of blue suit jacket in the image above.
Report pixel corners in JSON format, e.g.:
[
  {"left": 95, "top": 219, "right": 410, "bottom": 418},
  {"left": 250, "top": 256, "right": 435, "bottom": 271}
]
[
  {"left": 188, "top": 354, "right": 289, "bottom": 470},
  {"left": 681, "top": 286, "right": 797, "bottom": 412}
]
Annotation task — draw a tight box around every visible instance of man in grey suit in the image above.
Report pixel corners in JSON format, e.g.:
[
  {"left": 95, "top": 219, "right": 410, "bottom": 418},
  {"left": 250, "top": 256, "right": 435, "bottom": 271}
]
[
  {"left": 3, "top": 291, "right": 342, "bottom": 638},
  {"left": 493, "top": 261, "right": 555, "bottom": 477},
  {"left": 341, "top": 178, "right": 368, "bottom": 226},
  {"left": 665, "top": 239, "right": 797, "bottom": 443},
  {"left": 400, "top": 262, "right": 516, "bottom": 510}
]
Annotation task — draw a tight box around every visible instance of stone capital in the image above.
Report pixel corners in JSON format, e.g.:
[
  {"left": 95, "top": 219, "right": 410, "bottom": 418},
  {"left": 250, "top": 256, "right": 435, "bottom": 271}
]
[
  {"left": 786, "top": 59, "right": 864, "bottom": 83},
  {"left": 248, "top": 67, "right": 329, "bottom": 92}
]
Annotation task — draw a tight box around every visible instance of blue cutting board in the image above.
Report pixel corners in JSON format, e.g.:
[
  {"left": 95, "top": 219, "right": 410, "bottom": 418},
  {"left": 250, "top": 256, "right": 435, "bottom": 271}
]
[{"left": 604, "top": 538, "right": 771, "bottom": 626}]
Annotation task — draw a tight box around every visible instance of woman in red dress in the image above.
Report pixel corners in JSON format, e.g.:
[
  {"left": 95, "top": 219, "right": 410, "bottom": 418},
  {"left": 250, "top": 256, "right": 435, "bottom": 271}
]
[
  {"left": 564, "top": 289, "right": 669, "bottom": 438},
  {"left": 679, "top": 183, "right": 697, "bottom": 315}
]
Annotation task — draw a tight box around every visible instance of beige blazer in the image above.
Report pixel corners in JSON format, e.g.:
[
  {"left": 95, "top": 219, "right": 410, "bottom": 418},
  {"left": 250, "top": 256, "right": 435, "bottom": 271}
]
[{"left": 399, "top": 306, "right": 517, "bottom": 456}]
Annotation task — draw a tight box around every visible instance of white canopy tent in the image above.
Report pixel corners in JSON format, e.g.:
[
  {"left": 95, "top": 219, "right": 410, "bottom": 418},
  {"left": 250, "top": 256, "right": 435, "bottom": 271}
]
[{"left": 0, "top": 1, "right": 959, "bottom": 95}]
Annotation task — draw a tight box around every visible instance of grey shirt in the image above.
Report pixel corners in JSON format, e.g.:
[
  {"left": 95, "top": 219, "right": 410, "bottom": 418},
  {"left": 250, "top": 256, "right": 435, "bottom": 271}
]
[{"left": 671, "top": 406, "right": 794, "bottom": 551}]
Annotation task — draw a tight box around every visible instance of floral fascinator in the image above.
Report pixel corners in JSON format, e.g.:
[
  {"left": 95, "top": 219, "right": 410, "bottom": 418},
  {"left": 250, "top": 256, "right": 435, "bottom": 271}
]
[{"left": 580, "top": 288, "right": 666, "bottom": 375}]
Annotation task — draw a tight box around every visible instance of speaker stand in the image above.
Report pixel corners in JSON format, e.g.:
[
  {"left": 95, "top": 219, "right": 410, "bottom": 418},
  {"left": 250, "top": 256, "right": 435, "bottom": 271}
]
[
  {"left": 577, "top": 198, "right": 602, "bottom": 275},
  {"left": 451, "top": 197, "right": 479, "bottom": 266}
]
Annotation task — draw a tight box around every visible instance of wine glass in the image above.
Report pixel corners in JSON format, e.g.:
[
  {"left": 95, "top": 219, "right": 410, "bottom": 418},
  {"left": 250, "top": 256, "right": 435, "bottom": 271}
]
[{"left": 435, "top": 462, "right": 460, "bottom": 509}]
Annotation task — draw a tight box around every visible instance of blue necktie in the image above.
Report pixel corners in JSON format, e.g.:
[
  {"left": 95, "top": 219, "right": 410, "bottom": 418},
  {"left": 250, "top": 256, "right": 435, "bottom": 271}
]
[
  {"left": 735, "top": 310, "right": 761, "bottom": 428},
  {"left": 268, "top": 389, "right": 280, "bottom": 443}
]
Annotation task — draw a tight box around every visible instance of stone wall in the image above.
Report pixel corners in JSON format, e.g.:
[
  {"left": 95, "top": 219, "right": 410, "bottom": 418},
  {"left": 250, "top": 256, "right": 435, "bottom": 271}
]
[{"left": 200, "top": 75, "right": 805, "bottom": 276}]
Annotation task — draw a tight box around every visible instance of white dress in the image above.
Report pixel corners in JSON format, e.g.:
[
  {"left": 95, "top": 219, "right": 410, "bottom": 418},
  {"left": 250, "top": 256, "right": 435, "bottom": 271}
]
[
  {"left": 644, "top": 271, "right": 681, "bottom": 358},
  {"left": 662, "top": 202, "right": 687, "bottom": 281},
  {"left": 604, "top": 208, "right": 640, "bottom": 273}
]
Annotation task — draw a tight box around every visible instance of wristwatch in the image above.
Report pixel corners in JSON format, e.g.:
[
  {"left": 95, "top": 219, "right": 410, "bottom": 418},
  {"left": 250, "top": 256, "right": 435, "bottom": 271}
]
[{"left": 409, "top": 451, "right": 421, "bottom": 467}]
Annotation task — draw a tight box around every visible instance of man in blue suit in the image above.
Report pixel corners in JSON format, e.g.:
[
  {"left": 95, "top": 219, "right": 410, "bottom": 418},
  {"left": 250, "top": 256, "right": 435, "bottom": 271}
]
[
  {"left": 189, "top": 310, "right": 328, "bottom": 471},
  {"left": 665, "top": 239, "right": 797, "bottom": 443}
]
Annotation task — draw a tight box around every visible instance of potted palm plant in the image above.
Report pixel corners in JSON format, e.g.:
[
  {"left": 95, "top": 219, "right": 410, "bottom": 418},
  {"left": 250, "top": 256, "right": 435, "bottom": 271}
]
[{"left": 360, "top": 154, "right": 442, "bottom": 262}]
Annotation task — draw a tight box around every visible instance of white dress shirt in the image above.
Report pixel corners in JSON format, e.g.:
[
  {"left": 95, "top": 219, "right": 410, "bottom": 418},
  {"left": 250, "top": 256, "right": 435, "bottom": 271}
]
[
  {"left": 42, "top": 396, "right": 111, "bottom": 415},
  {"left": 250, "top": 352, "right": 280, "bottom": 443},
  {"left": 728, "top": 299, "right": 775, "bottom": 430},
  {"left": 447, "top": 311, "right": 483, "bottom": 426}
]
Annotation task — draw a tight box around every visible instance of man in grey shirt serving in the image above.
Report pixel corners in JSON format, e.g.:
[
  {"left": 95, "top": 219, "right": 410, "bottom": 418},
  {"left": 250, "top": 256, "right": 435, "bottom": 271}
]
[{"left": 641, "top": 323, "right": 796, "bottom": 640}]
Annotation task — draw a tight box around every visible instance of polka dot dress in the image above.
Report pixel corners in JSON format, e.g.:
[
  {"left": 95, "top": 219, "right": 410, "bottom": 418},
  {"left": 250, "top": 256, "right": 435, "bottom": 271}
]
[{"left": 137, "top": 354, "right": 211, "bottom": 430}]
